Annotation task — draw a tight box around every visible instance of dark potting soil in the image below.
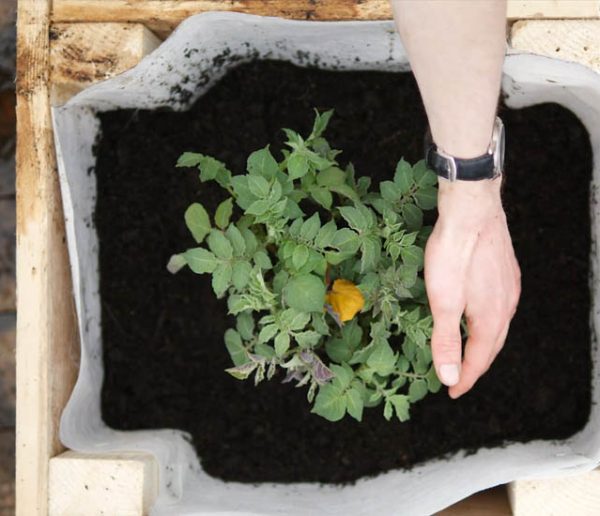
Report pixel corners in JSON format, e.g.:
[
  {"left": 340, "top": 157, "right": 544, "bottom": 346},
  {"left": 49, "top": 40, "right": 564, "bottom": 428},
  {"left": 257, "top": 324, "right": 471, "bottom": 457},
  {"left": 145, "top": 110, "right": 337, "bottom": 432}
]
[{"left": 96, "top": 61, "right": 592, "bottom": 484}]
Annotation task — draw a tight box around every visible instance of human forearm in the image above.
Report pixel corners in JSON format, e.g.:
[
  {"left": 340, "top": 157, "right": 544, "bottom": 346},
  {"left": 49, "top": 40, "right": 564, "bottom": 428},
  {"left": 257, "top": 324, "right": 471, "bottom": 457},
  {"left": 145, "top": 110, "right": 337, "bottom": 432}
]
[{"left": 392, "top": 0, "right": 507, "bottom": 159}]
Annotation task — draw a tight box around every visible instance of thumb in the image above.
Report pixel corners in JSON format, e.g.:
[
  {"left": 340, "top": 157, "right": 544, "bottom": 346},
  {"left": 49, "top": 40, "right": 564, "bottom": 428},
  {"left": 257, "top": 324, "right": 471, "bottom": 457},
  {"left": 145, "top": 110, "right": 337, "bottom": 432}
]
[{"left": 431, "top": 313, "right": 463, "bottom": 387}]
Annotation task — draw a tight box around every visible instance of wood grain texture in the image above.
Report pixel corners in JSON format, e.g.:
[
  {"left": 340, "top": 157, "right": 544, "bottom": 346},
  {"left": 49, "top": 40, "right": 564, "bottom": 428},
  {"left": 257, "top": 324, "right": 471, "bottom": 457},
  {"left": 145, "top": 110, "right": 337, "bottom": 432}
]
[
  {"left": 51, "top": 0, "right": 600, "bottom": 38},
  {"left": 511, "top": 19, "right": 600, "bottom": 72},
  {"left": 49, "top": 451, "right": 159, "bottom": 516},
  {"left": 15, "top": 1, "right": 79, "bottom": 515},
  {"left": 509, "top": 471, "right": 600, "bottom": 516},
  {"left": 50, "top": 23, "right": 161, "bottom": 105}
]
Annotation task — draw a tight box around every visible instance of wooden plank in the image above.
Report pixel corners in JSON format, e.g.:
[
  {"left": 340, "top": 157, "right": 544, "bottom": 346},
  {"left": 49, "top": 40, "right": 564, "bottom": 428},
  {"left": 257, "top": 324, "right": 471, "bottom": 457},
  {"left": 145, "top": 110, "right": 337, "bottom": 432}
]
[
  {"left": 50, "top": 23, "right": 161, "bottom": 105},
  {"left": 15, "top": 0, "right": 80, "bottom": 514},
  {"left": 509, "top": 471, "right": 600, "bottom": 515},
  {"left": 438, "top": 487, "right": 512, "bottom": 516},
  {"left": 51, "top": 1, "right": 600, "bottom": 39},
  {"left": 49, "top": 451, "right": 159, "bottom": 516},
  {"left": 511, "top": 19, "right": 600, "bottom": 72}
]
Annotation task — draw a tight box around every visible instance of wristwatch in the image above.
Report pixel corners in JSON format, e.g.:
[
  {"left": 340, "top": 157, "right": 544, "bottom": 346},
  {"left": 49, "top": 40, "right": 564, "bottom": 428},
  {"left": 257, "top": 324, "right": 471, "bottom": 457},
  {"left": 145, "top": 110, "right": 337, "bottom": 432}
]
[{"left": 424, "top": 117, "right": 505, "bottom": 182}]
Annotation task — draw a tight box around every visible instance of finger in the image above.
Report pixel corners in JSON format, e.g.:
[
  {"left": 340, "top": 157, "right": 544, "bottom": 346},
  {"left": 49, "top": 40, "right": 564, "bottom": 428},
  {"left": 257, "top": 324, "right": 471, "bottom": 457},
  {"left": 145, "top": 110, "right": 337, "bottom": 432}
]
[
  {"left": 449, "top": 318, "right": 499, "bottom": 399},
  {"left": 431, "top": 312, "right": 463, "bottom": 387},
  {"left": 489, "top": 320, "right": 510, "bottom": 366}
]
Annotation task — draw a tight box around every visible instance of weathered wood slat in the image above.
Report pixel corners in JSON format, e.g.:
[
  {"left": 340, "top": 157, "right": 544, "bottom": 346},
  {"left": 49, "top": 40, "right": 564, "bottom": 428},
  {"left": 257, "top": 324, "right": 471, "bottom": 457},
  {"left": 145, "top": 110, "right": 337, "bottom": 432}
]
[
  {"left": 51, "top": 1, "right": 600, "bottom": 39},
  {"left": 511, "top": 19, "right": 600, "bottom": 72},
  {"left": 49, "top": 451, "right": 159, "bottom": 516},
  {"left": 509, "top": 471, "right": 600, "bottom": 516},
  {"left": 15, "top": 1, "right": 79, "bottom": 515},
  {"left": 50, "top": 23, "right": 161, "bottom": 105}
]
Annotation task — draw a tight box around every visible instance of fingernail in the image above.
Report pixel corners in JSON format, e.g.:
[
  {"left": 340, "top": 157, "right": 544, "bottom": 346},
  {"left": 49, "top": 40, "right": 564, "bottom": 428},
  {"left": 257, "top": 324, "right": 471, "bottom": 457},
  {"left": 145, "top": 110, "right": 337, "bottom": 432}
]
[{"left": 439, "top": 364, "right": 460, "bottom": 386}]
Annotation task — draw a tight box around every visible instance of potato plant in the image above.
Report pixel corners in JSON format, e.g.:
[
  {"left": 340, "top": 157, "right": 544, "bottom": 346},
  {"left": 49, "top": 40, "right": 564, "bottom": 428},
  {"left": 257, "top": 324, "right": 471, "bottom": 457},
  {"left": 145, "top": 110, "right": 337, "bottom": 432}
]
[{"left": 169, "top": 110, "right": 441, "bottom": 423}]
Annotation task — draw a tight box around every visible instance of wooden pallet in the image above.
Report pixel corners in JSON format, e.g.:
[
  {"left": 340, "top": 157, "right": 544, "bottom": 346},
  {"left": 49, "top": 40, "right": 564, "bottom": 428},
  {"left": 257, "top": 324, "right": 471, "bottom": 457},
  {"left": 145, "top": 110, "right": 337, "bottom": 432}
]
[{"left": 16, "top": 1, "right": 600, "bottom": 515}]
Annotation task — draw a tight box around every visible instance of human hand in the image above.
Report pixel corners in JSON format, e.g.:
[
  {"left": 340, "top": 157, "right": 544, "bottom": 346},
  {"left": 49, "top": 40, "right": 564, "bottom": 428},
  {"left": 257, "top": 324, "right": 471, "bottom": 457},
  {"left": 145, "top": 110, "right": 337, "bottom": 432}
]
[{"left": 425, "top": 179, "right": 521, "bottom": 398}]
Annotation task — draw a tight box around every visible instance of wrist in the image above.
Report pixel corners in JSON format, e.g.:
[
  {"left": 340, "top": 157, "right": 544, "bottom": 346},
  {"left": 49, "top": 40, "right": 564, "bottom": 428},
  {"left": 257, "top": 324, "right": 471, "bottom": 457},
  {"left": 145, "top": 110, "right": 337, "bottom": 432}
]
[{"left": 436, "top": 178, "right": 503, "bottom": 231}]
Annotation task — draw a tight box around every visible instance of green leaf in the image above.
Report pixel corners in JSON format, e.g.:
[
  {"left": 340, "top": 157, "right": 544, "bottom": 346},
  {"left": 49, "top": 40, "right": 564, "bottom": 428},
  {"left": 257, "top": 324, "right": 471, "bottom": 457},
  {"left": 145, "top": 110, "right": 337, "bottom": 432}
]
[
  {"left": 183, "top": 248, "right": 218, "bottom": 274},
  {"left": 248, "top": 175, "right": 271, "bottom": 198},
  {"left": 241, "top": 228, "right": 258, "bottom": 255},
  {"left": 383, "top": 400, "right": 393, "bottom": 421},
  {"left": 247, "top": 146, "right": 279, "bottom": 179},
  {"left": 258, "top": 324, "right": 278, "bottom": 343},
  {"left": 274, "top": 332, "right": 291, "bottom": 356},
  {"left": 330, "top": 184, "right": 360, "bottom": 203},
  {"left": 283, "top": 274, "right": 326, "bottom": 313},
  {"left": 380, "top": 180, "right": 401, "bottom": 203},
  {"left": 226, "top": 361, "right": 258, "bottom": 380},
  {"left": 215, "top": 198, "right": 234, "bottom": 230},
  {"left": 338, "top": 206, "right": 368, "bottom": 232},
  {"left": 310, "top": 187, "right": 333, "bottom": 209},
  {"left": 331, "top": 228, "right": 360, "bottom": 253},
  {"left": 295, "top": 331, "right": 322, "bottom": 348},
  {"left": 178, "top": 153, "right": 227, "bottom": 182},
  {"left": 288, "top": 152, "right": 310, "bottom": 180},
  {"left": 401, "top": 245, "right": 424, "bottom": 269},
  {"left": 236, "top": 312, "right": 255, "bottom": 340},
  {"left": 426, "top": 365, "right": 442, "bottom": 393},
  {"left": 312, "top": 384, "right": 347, "bottom": 422},
  {"left": 360, "top": 236, "right": 381, "bottom": 273},
  {"left": 283, "top": 309, "right": 310, "bottom": 330},
  {"left": 326, "top": 339, "right": 353, "bottom": 363},
  {"left": 315, "top": 220, "right": 337, "bottom": 249},
  {"left": 414, "top": 186, "right": 437, "bottom": 210},
  {"left": 230, "top": 176, "right": 256, "bottom": 210},
  {"left": 228, "top": 295, "right": 251, "bottom": 315},
  {"left": 305, "top": 149, "right": 333, "bottom": 171},
  {"left": 413, "top": 160, "right": 437, "bottom": 187},
  {"left": 343, "top": 320, "right": 363, "bottom": 347},
  {"left": 366, "top": 340, "right": 395, "bottom": 376},
  {"left": 166, "top": 254, "right": 187, "bottom": 274},
  {"left": 330, "top": 363, "right": 354, "bottom": 390},
  {"left": 284, "top": 199, "right": 304, "bottom": 219},
  {"left": 184, "top": 203, "right": 211, "bottom": 243},
  {"left": 310, "top": 109, "right": 334, "bottom": 139},
  {"left": 292, "top": 244, "right": 309, "bottom": 269},
  {"left": 346, "top": 388, "right": 364, "bottom": 422},
  {"left": 232, "top": 261, "right": 252, "bottom": 289},
  {"left": 389, "top": 394, "right": 411, "bottom": 422},
  {"left": 394, "top": 159, "right": 414, "bottom": 194},
  {"left": 300, "top": 213, "right": 321, "bottom": 241},
  {"left": 225, "top": 225, "right": 246, "bottom": 256},
  {"left": 402, "top": 204, "right": 423, "bottom": 231},
  {"left": 254, "top": 343, "right": 275, "bottom": 359},
  {"left": 245, "top": 199, "right": 271, "bottom": 216},
  {"left": 317, "top": 166, "right": 346, "bottom": 187},
  {"left": 254, "top": 250, "right": 272, "bottom": 270},
  {"left": 408, "top": 378, "right": 428, "bottom": 402},
  {"left": 207, "top": 230, "right": 233, "bottom": 260},
  {"left": 176, "top": 152, "right": 203, "bottom": 168},
  {"left": 212, "top": 263, "right": 232, "bottom": 297},
  {"left": 224, "top": 329, "right": 248, "bottom": 366}
]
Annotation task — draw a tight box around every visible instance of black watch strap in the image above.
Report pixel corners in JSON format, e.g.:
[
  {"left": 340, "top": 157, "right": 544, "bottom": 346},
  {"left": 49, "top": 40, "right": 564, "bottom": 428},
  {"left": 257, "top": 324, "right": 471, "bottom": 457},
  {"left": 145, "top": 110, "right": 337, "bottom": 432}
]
[
  {"left": 423, "top": 117, "right": 504, "bottom": 182},
  {"left": 425, "top": 145, "right": 496, "bottom": 181}
]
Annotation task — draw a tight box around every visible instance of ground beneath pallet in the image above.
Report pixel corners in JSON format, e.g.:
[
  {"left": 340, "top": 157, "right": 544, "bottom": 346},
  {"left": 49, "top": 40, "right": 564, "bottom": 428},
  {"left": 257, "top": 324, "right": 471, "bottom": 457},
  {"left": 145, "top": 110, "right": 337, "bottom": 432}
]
[{"left": 96, "top": 61, "right": 592, "bottom": 484}]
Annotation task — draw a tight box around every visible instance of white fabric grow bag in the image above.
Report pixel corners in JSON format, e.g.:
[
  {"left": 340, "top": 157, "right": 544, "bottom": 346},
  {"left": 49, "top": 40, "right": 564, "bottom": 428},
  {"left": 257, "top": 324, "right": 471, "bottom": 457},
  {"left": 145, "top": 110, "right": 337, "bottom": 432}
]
[{"left": 52, "top": 12, "right": 600, "bottom": 516}]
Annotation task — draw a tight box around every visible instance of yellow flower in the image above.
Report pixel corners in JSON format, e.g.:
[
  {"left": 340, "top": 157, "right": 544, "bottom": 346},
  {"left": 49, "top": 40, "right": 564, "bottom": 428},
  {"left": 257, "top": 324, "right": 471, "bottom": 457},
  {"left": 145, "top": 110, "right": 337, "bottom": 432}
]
[{"left": 325, "top": 279, "right": 365, "bottom": 324}]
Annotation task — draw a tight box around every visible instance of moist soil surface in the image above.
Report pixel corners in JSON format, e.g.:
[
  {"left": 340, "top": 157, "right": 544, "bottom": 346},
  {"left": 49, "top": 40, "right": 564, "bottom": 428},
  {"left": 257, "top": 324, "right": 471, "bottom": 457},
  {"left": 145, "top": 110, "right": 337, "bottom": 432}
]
[{"left": 96, "top": 61, "right": 592, "bottom": 484}]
